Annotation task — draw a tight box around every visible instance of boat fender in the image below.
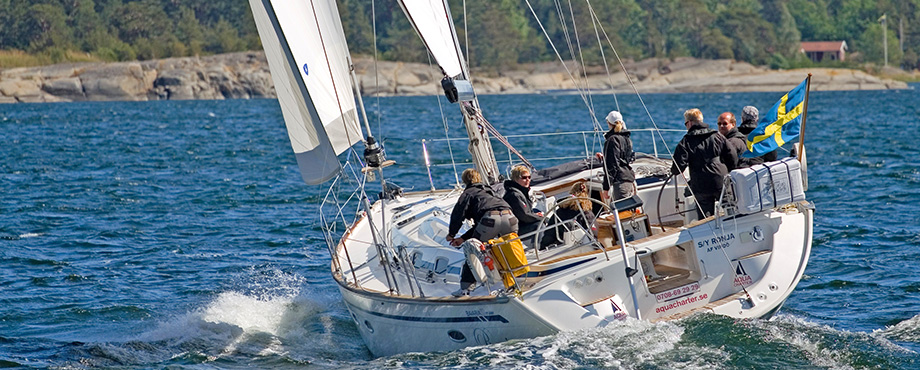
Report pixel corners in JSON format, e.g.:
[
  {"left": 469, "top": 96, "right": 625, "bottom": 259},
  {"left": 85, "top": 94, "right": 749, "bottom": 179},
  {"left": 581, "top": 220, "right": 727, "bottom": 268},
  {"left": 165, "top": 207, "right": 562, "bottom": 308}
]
[{"left": 461, "top": 239, "right": 490, "bottom": 284}]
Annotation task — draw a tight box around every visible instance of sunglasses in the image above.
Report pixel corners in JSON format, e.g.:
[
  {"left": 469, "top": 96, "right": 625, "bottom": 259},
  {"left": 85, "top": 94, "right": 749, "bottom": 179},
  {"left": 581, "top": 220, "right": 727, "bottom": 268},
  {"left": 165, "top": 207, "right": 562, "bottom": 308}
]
[{"left": 520, "top": 175, "right": 531, "bottom": 180}]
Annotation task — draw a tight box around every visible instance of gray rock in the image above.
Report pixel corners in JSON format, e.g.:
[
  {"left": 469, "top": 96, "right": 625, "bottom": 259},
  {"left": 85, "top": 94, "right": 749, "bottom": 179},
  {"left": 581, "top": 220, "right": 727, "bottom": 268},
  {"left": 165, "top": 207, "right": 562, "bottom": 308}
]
[
  {"left": 42, "top": 77, "right": 84, "bottom": 99},
  {"left": 79, "top": 63, "right": 149, "bottom": 101},
  {"left": 0, "top": 79, "right": 42, "bottom": 98},
  {"left": 0, "top": 52, "right": 910, "bottom": 104}
]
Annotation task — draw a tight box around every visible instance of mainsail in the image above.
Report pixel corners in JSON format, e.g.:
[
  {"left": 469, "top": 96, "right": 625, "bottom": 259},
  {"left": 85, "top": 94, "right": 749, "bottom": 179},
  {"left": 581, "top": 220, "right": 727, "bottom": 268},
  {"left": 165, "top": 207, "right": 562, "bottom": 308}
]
[
  {"left": 397, "top": 0, "right": 465, "bottom": 78},
  {"left": 250, "top": 0, "right": 364, "bottom": 184},
  {"left": 397, "top": 0, "right": 502, "bottom": 183}
]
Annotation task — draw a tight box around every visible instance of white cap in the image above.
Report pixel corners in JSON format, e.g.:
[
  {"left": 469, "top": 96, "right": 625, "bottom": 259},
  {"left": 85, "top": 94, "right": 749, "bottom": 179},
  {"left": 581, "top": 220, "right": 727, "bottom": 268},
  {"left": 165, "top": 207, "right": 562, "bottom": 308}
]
[{"left": 605, "top": 110, "right": 623, "bottom": 125}]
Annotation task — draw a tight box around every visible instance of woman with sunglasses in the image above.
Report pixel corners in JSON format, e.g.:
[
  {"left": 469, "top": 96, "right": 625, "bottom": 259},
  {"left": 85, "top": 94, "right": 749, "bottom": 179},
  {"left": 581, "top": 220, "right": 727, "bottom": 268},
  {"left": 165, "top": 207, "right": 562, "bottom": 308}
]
[{"left": 502, "top": 165, "right": 544, "bottom": 247}]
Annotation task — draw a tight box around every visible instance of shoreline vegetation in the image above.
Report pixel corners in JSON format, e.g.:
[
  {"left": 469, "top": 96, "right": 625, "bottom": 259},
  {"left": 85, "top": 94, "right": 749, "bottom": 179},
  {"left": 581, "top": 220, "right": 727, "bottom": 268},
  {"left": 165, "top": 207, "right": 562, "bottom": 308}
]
[{"left": 0, "top": 51, "right": 910, "bottom": 104}]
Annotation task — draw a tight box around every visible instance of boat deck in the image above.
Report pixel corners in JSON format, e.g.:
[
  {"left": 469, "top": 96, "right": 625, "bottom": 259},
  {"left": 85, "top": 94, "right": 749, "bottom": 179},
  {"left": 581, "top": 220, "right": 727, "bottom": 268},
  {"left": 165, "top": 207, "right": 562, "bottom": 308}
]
[{"left": 646, "top": 265, "right": 695, "bottom": 294}]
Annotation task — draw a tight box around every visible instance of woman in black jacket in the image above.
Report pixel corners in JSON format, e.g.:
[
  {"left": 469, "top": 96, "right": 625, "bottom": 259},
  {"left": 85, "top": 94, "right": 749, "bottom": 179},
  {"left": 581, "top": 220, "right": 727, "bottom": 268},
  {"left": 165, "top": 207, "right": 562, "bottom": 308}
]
[
  {"left": 502, "top": 165, "right": 543, "bottom": 246},
  {"left": 601, "top": 110, "right": 636, "bottom": 203}
]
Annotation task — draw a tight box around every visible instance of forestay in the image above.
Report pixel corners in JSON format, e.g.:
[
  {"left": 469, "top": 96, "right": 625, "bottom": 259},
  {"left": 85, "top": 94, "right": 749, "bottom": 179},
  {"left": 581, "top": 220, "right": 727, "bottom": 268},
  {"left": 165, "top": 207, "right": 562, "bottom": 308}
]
[
  {"left": 397, "top": 0, "right": 465, "bottom": 78},
  {"left": 249, "top": 0, "right": 363, "bottom": 184}
]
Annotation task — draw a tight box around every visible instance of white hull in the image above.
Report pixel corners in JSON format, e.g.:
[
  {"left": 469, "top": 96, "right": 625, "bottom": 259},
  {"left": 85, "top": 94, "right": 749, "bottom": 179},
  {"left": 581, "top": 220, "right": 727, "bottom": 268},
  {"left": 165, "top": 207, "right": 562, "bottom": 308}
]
[{"left": 332, "top": 167, "right": 813, "bottom": 356}]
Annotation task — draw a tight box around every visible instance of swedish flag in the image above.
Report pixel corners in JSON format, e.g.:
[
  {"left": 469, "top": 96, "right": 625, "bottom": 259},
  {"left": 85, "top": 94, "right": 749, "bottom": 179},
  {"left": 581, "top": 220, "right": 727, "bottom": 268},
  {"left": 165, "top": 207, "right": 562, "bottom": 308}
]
[{"left": 743, "top": 78, "right": 809, "bottom": 158}]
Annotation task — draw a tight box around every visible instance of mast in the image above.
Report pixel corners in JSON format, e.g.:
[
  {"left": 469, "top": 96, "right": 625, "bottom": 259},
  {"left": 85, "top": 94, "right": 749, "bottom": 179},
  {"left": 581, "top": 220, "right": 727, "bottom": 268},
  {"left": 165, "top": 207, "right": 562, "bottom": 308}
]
[{"left": 443, "top": 0, "right": 500, "bottom": 184}]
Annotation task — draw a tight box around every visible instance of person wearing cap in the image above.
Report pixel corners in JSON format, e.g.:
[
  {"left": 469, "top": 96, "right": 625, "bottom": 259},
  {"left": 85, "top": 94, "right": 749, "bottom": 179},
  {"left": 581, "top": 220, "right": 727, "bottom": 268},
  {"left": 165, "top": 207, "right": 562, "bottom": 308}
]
[
  {"left": 717, "top": 111, "right": 748, "bottom": 168},
  {"left": 737, "top": 105, "right": 777, "bottom": 166},
  {"left": 671, "top": 108, "right": 737, "bottom": 219},
  {"left": 447, "top": 168, "right": 518, "bottom": 296},
  {"left": 598, "top": 110, "right": 636, "bottom": 203}
]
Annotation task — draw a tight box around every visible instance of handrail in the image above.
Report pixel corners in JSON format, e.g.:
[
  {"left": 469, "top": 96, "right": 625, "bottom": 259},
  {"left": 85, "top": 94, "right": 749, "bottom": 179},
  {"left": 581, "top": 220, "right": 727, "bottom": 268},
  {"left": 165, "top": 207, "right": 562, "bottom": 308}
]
[{"left": 424, "top": 129, "right": 683, "bottom": 169}]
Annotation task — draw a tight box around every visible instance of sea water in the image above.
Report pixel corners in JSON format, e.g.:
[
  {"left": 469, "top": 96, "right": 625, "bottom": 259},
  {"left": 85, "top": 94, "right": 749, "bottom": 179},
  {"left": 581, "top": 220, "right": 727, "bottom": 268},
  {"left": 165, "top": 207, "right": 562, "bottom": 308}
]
[{"left": 2, "top": 86, "right": 919, "bottom": 369}]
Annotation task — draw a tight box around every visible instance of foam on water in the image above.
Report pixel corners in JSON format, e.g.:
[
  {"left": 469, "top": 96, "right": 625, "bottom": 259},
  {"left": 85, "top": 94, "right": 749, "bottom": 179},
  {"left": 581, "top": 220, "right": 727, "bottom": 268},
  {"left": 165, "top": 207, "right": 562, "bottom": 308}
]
[
  {"left": 122, "top": 267, "right": 370, "bottom": 367},
  {"left": 879, "top": 313, "right": 920, "bottom": 343}
]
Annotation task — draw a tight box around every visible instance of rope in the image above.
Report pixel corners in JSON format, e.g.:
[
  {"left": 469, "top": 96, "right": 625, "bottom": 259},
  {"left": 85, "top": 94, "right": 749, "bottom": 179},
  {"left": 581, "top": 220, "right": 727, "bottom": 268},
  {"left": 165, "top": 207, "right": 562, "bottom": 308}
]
[
  {"left": 585, "top": 0, "right": 619, "bottom": 112},
  {"left": 565, "top": 0, "right": 601, "bottom": 132},
  {"left": 308, "top": 0, "right": 354, "bottom": 150},
  {"left": 372, "top": 0, "right": 382, "bottom": 137},
  {"left": 429, "top": 53, "right": 461, "bottom": 186},
  {"left": 523, "top": 0, "right": 600, "bottom": 129},
  {"left": 462, "top": 102, "right": 533, "bottom": 169},
  {"left": 582, "top": 0, "right": 734, "bottom": 268}
]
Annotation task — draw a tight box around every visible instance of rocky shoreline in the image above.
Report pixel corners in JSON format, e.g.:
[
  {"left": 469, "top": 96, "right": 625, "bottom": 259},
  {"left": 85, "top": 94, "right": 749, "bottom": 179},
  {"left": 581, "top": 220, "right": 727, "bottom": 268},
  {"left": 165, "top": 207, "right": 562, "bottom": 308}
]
[{"left": 0, "top": 51, "right": 909, "bottom": 103}]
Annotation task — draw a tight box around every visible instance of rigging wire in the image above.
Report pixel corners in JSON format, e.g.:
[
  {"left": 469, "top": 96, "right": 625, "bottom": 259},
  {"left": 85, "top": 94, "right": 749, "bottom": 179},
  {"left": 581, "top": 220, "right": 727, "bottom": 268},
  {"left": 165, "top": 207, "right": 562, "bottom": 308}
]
[
  {"left": 372, "top": 0, "right": 382, "bottom": 137},
  {"left": 463, "top": 102, "right": 533, "bottom": 169},
  {"left": 523, "top": 0, "right": 600, "bottom": 129},
  {"left": 429, "top": 53, "right": 462, "bottom": 186},
  {"left": 565, "top": 0, "right": 601, "bottom": 132},
  {"left": 307, "top": 0, "right": 355, "bottom": 149},
  {"left": 581, "top": 0, "right": 739, "bottom": 279},
  {"left": 463, "top": 0, "right": 470, "bottom": 70},
  {"left": 585, "top": 0, "right": 619, "bottom": 112}
]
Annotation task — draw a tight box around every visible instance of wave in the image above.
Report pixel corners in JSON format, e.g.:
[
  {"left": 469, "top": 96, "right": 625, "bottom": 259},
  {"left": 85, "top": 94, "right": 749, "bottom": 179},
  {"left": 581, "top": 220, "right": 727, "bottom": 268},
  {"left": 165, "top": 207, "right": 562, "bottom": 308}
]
[{"left": 364, "top": 313, "right": 920, "bottom": 370}]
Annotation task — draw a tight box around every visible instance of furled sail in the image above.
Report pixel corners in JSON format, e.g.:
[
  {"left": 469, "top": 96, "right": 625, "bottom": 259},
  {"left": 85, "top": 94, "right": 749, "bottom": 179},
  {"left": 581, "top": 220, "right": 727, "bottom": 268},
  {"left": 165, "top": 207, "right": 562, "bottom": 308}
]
[
  {"left": 249, "top": 0, "right": 364, "bottom": 184},
  {"left": 397, "top": 0, "right": 465, "bottom": 78}
]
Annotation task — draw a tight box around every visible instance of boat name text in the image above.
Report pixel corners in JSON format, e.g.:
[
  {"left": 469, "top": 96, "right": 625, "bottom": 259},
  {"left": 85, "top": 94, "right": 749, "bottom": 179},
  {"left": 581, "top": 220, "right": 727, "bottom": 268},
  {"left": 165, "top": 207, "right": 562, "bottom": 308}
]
[
  {"left": 465, "top": 309, "right": 494, "bottom": 317},
  {"left": 697, "top": 233, "right": 736, "bottom": 252}
]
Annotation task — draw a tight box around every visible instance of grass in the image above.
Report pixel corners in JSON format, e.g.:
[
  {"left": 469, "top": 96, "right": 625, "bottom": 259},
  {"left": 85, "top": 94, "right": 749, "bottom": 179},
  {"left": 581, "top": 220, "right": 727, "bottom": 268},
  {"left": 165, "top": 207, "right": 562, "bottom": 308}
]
[{"left": 0, "top": 49, "right": 102, "bottom": 69}]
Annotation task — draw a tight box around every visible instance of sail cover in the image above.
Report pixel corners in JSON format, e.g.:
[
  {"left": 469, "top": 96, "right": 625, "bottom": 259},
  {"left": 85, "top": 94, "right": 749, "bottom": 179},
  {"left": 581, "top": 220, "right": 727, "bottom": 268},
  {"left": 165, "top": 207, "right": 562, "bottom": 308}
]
[
  {"left": 397, "top": 0, "right": 464, "bottom": 78},
  {"left": 250, "top": 0, "right": 363, "bottom": 184}
]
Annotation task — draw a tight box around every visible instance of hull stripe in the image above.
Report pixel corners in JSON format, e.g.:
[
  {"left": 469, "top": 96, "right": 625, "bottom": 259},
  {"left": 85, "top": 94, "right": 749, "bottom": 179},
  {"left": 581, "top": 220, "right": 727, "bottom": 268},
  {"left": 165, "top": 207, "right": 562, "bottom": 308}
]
[{"left": 350, "top": 304, "right": 510, "bottom": 323}]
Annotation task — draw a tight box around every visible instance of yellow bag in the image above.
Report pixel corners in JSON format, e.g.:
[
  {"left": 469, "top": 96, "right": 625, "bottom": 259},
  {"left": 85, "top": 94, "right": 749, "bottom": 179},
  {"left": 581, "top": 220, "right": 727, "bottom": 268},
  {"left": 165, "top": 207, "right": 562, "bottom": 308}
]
[{"left": 488, "top": 233, "right": 529, "bottom": 288}]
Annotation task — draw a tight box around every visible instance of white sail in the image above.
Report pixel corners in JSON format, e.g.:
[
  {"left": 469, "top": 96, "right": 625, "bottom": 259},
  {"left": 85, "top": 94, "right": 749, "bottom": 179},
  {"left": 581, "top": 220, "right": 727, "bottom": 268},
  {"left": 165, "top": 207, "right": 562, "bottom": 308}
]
[
  {"left": 250, "top": 0, "right": 363, "bottom": 184},
  {"left": 397, "top": 0, "right": 465, "bottom": 78}
]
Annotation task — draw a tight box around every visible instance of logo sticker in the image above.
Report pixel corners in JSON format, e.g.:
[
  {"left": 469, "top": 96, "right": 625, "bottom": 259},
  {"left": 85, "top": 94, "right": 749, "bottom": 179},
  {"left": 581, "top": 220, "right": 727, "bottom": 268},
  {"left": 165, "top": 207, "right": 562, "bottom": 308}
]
[
  {"left": 303, "top": 63, "right": 309, "bottom": 75},
  {"left": 733, "top": 261, "right": 753, "bottom": 287}
]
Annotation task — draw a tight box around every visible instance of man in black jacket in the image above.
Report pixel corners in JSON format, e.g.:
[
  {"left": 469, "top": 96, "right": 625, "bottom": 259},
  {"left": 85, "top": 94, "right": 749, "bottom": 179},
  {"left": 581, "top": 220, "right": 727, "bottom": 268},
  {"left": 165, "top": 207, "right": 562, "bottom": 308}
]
[
  {"left": 717, "top": 111, "right": 748, "bottom": 168},
  {"left": 737, "top": 105, "right": 777, "bottom": 166},
  {"left": 671, "top": 108, "right": 738, "bottom": 218},
  {"left": 502, "top": 165, "right": 543, "bottom": 245}
]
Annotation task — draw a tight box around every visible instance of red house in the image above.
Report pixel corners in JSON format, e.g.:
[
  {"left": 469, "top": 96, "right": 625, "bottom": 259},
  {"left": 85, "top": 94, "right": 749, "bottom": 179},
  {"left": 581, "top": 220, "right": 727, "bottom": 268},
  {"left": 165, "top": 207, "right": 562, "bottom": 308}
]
[{"left": 800, "top": 41, "right": 848, "bottom": 62}]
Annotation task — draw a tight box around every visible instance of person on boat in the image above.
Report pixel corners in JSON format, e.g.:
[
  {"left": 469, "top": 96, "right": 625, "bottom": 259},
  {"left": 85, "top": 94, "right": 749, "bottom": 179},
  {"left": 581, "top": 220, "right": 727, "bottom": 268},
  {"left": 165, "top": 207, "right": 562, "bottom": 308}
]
[
  {"left": 717, "top": 111, "right": 748, "bottom": 168},
  {"left": 502, "top": 165, "right": 543, "bottom": 246},
  {"left": 671, "top": 108, "right": 737, "bottom": 218},
  {"left": 737, "top": 105, "right": 778, "bottom": 166},
  {"left": 599, "top": 110, "right": 636, "bottom": 203},
  {"left": 556, "top": 181, "right": 596, "bottom": 229},
  {"left": 447, "top": 168, "right": 518, "bottom": 295}
]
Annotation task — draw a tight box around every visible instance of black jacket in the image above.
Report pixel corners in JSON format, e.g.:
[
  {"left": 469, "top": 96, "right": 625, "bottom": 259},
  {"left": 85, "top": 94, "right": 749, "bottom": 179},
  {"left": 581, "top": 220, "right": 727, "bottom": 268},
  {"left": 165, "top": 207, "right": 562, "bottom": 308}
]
[
  {"left": 448, "top": 182, "right": 511, "bottom": 240},
  {"left": 723, "top": 128, "right": 748, "bottom": 168},
  {"left": 554, "top": 206, "right": 595, "bottom": 231},
  {"left": 602, "top": 128, "right": 636, "bottom": 190},
  {"left": 670, "top": 122, "right": 737, "bottom": 196},
  {"left": 502, "top": 180, "right": 543, "bottom": 235},
  {"left": 738, "top": 121, "right": 778, "bottom": 166}
]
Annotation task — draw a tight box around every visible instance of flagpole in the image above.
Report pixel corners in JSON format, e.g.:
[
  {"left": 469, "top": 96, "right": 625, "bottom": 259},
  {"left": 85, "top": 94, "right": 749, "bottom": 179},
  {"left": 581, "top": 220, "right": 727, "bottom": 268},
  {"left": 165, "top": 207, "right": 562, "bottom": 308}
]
[{"left": 797, "top": 74, "right": 812, "bottom": 163}]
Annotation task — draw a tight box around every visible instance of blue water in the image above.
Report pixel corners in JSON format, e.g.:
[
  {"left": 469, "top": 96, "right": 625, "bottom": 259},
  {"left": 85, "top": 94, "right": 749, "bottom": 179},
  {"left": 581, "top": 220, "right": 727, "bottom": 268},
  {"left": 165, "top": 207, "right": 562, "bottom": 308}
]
[{"left": 2, "top": 86, "right": 919, "bottom": 369}]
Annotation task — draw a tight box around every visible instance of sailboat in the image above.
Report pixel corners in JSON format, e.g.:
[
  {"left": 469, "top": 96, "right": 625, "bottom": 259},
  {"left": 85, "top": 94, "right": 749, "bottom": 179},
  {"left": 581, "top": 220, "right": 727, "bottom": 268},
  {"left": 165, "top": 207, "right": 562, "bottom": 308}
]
[{"left": 248, "top": 0, "right": 814, "bottom": 357}]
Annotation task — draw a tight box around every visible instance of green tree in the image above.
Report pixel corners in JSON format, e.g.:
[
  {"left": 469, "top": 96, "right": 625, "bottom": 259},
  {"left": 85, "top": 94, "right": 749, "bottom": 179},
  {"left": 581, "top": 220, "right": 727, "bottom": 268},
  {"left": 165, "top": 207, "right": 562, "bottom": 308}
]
[
  {"left": 176, "top": 6, "right": 204, "bottom": 56},
  {"left": 787, "top": 0, "right": 838, "bottom": 40},
  {"left": 856, "top": 22, "right": 904, "bottom": 65},
  {"left": 206, "top": 18, "right": 245, "bottom": 54},
  {"left": 111, "top": 0, "right": 169, "bottom": 44},
  {"left": 25, "top": 3, "right": 74, "bottom": 53}
]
